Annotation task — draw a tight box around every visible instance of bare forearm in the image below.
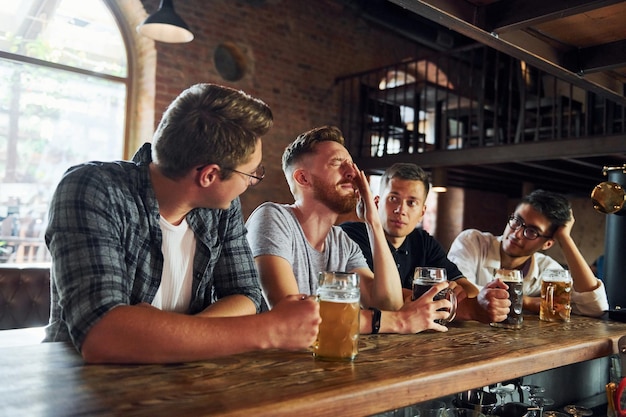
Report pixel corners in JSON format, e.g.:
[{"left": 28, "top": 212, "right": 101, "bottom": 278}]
[
  {"left": 366, "top": 222, "right": 403, "bottom": 310},
  {"left": 197, "top": 294, "right": 257, "bottom": 317},
  {"left": 557, "top": 235, "right": 601, "bottom": 292},
  {"left": 359, "top": 309, "right": 408, "bottom": 334},
  {"left": 523, "top": 296, "right": 541, "bottom": 313},
  {"left": 456, "top": 297, "right": 489, "bottom": 323},
  {"left": 81, "top": 305, "right": 272, "bottom": 364},
  {"left": 359, "top": 307, "right": 441, "bottom": 334},
  {"left": 455, "top": 277, "right": 479, "bottom": 298}
]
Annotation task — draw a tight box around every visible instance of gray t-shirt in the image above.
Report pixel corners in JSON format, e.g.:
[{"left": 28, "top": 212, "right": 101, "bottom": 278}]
[{"left": 246, "top": 202, "right": 368, "bottom": 296}]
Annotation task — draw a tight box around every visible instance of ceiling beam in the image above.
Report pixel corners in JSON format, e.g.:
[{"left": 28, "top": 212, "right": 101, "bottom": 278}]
[
  {"left": 483, "top": 0, "right": 625, "bottom": 33},
  {"left": 443, "top": 160, "right": 605, "bottom": 196},
  {"left": 345, "top": 0, "right": 466, "bottom": 51},
  {"left": 389, "top": 0, "right": 626, "bottom": 104},
  {"left": 563, "top": 157, "right": 610, "bottom": 170},
  {"left": 515, "top": 160, "right": 598, "bottom": 181},
  {"left": 353, "top": 134, "right": 625, "bottom": 171},
  {"left": 444, "top": 168, "right": 597, "bottom": 197},
  {"left": 563, "top": 40, "right": 626, "bottom": 74}
]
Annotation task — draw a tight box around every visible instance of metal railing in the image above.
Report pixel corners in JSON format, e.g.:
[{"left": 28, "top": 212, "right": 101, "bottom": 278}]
[{"left": 337, "top": 45, "right": 625, "bottom": 159}]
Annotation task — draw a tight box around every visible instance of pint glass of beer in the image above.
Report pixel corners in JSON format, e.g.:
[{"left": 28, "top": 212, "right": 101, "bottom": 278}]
[
  {"left": 412, "top": 267, "right": 457, "bottom": 325},
  {"left": 313, "top": 271, "right": 360, "bottom": 361},
  {"left": 539, "top": 269, "right": 572, "bottom": 322},
  {"left": 490, "top": 269, "right": 524, "bottom": 329}
]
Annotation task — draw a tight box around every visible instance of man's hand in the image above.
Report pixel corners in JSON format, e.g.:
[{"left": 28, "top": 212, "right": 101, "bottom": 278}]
[
  {"left": 476, "top": 279, "right": 511, "bottom": 323},
  {"left": 552, "top": 209, "right": 574, "bottom": 244},
  {"left": 392, "top": 282, "right": 453, "bottom": 333},
  {"left": 352, "top": 164, "right": 380, "bottom": 226},
  {"left": 447, "top": 279, "right": 468, "bottom": 305},
  {"left": 266, "top": 295, "right": 321, "bottom": 350}
]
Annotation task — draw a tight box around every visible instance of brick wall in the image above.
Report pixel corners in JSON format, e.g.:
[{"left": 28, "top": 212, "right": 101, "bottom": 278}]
[
  {"left": 139, "top": 0, "right": 421, "bottom": 216},
  {"left": 133, "top": 0, "right": 605, "bottom": 262}
]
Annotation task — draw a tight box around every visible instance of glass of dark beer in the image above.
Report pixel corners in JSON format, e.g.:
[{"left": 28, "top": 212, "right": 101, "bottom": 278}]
[
  {"left": 490, "top": 269, "right": 523, "bottom": 329},
  {"left": 412, "top": 267, "right": 457, "bottom": 325}
]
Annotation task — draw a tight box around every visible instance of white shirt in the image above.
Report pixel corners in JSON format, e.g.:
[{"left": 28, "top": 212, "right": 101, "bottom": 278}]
[
  {"left": 448, "top": 229, "right": 609, "bottom": 317},
  {"left": 152, "top": 217, "right": 195, "bottom": 313}
]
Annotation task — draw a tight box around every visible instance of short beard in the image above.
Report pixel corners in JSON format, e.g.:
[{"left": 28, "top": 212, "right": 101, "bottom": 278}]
[{"left": 311, "top": 174, "right": 358, "bottom": 214}]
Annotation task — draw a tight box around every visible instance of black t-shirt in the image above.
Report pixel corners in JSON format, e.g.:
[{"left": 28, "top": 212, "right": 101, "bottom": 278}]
[{"left": 339, "top": 221, "right": 464, "bottom": 289}]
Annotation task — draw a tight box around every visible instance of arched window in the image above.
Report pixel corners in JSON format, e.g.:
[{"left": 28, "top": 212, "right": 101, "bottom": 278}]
[{"left": 0, "top": 0, "right": 128, "bottom": 264}]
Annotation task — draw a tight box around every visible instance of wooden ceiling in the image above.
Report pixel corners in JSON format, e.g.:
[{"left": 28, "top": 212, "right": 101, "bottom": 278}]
[
  {"left": 390, "top": 0, "right": 626, "bottom": 104},
  {"left": 348, "top": 0, "right": 626, "bottom": 198}
]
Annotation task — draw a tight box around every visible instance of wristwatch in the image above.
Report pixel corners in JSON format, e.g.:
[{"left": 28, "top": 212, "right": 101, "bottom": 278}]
[{"left": 369, "top": 307, "right": 381, "bottom": 334}]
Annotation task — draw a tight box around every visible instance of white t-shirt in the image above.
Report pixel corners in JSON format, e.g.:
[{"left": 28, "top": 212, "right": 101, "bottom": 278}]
[{"left": 152, "top": 217, "right": 195, "bottom": 313}]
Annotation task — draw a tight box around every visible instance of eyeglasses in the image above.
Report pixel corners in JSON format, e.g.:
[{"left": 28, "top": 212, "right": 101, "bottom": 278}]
[
  {"left": 196, "top": 164, "right": 265, "bottom": 186},
  {"left": 507, "top": 215, "right": 552, "bottom": 240},
  {"left": 225, "top": 165, "right": 265, "bottom": 186}
]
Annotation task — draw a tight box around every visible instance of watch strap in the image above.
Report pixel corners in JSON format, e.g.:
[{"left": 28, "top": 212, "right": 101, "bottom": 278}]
[{"left": 369, "top": 307, "right": 381, "bottom": 334}]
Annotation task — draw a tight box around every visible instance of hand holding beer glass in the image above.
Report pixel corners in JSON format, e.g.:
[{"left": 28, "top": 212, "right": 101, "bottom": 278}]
[
  {"left": 490, "top": 269, "right": 523, "bottom": 329},
  {"left": 313, "top": 271, "right": 360, "bottom": 361},
  {"left": 539, "top": 269, "right": 572, "bottom": 322},
  {"left": 412, "top": 267, "right": 457, "bottom": 325}
]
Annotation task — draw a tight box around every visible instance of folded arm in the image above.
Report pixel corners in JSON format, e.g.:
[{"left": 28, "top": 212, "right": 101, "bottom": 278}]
[{"left": 553, "top": 212, "right": 601, "bottom": 293}]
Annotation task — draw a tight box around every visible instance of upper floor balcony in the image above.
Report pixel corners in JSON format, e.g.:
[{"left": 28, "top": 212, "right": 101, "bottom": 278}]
[{"left": 337, "top": 45, "right": 626, "bottom": 197}]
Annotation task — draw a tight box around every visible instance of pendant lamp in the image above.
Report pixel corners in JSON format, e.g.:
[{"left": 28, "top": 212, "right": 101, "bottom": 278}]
[{"left": 137, "top": 0, "right": 194, "bottom": 43}]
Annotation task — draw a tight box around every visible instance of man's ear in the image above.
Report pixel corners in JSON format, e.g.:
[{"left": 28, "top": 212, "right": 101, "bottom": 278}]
[
  {"left": 541, "top": 239, "right": 555, "bottom": 251},
  {"left": 293, "top": 168, "right": 309, "bottom": 187},
  {"left": 374, "top": 195, "right": 380, "bottom": 207},
  {"left": 197, "top": 164, "right": 221, "bottom": 187}
]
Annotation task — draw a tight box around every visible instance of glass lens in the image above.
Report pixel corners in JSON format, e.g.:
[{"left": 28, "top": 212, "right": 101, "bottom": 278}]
[
  {"left": 523, "top": 227, "right": 539, "bottom": 240},
  {"left": 508, "top": 216, "right": 521, "bottom": 229}
]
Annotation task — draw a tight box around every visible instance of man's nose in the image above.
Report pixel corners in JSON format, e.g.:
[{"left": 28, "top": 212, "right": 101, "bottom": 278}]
[
  {"left": 344, "top": 164, "right": 356, "bottom": 179},
  {"left": 513, "top": 226, "right": 525, "bottom": 239}
]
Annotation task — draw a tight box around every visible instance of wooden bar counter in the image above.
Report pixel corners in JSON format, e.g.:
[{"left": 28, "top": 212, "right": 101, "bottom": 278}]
[{"left": 2, "top": 315, "right": 626, "bottom": 416}]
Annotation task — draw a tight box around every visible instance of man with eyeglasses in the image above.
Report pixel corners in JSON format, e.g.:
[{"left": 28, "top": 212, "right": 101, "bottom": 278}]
[
  {"left": 448, "top": 189, "right": 608, "bottom": 317},
  {"left": 45, "top": 84, "right": 321, "bottom": 364}
]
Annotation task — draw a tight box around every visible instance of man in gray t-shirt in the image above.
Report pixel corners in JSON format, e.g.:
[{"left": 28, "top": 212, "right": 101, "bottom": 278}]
[
  {"left": 246, "top": 126, "right": 455, "bottom": 335},
  {"left": 247, "top": 202, "right": 367, "bottom": 297}
]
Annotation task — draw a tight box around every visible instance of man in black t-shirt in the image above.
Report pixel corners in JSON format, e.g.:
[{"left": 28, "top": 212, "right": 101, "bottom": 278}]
[
  {"left": 341, "top": 220, "right": 462, "bottom": 290},
  {"left": 340, "top": 163, "right": 509, "bottom": 323}
]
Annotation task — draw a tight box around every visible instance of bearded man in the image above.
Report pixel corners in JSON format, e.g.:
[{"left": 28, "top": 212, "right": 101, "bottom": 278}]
[{"left": 246, "top": 126, "right": 458, "bottom": 335}]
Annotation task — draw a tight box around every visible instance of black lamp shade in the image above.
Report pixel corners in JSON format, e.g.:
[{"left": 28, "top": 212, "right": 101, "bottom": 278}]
[{"left": 137, "top": 0, "right": 194, "bottom": 43}]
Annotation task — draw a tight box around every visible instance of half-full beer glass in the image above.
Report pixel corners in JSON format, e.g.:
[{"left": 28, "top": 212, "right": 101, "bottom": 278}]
[
  {"left": 540, "top": 269, "right": 572, "bottom": 322},
  {"left": 490, "top": 269, "right": 524, "bottom": 329},
  {"left": 313, "top": 271, "right": 360, "bottom": 361},
  {"left": 412, "top": 267, "right": 457, "bottom": 325}
]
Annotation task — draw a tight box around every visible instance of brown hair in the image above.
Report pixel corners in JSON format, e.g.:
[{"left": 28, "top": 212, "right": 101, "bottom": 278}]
[
  {"left": 152, "top": 83, "right": 273, "bottom": 179},
  {"left": 379, "top": 163, "right": 430, "bottom": 195},
  {"left": 282, "top": 125, "right": 345, "bottom": 174}
]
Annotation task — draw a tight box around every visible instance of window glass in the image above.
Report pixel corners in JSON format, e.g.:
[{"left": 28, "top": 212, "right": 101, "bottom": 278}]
[
  {"left": 0, "top": 0, "right": 127, "bottom": 264},
  {"left": 0, "top": 0, "right": 126, "bottom": 76}
]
